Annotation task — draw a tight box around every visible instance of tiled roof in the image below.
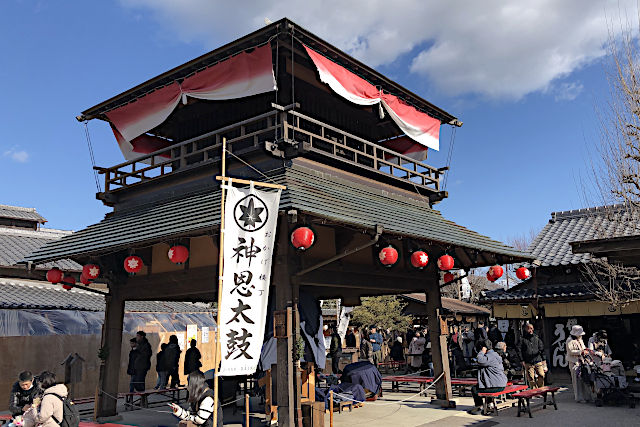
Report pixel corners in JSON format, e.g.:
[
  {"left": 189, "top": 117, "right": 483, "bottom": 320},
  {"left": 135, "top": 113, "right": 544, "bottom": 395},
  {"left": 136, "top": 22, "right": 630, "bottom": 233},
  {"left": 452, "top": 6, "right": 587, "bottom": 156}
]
[
  {"left": 401, "top": 293, "right": 491, "bottom": 315},
  {"left": 0, "top": 227, "right": 81, "bottom": 271},
  {"left": 528, "top": 204, "right": 640, "bottom": 267},
  {"left": 24, "top": 162, "right": 531, "bottom": 265},
  {"left": 0, "top": 278, "right": 213, "bottom": 312},
  {"left": 0, "top": 204, "right": 46, "bottom": 223},
  {"left": 479, "top": 283, "right": 592, "bottom": 303}
]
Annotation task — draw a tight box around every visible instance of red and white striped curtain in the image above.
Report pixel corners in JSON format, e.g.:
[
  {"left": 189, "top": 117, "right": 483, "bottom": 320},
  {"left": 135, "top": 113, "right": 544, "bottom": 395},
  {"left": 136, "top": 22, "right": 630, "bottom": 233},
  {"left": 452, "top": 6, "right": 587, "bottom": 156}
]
[
  {"left": 106, "top": 45, "right": 277, "bottom": 160},
  {"left": 303, "top": 45, "right": 441, "bottom": 160}
]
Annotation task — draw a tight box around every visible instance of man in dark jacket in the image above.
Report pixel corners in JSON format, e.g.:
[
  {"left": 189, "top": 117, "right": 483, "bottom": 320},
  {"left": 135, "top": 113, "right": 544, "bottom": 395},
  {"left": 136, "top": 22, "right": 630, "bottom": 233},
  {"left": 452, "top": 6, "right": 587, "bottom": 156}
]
[
  {"left": 133, "top": 331, "right": 152, "bottom": 391},
  {"left": 127, "top": 338, "right": 139, "bottom": 392},
  {"left": 345, "top": 328, "right": 357, "bottom": 348},
  {"left": 516, "top": 323, "right": 546, "bottom": 388},
  {"left": 468, "top": 340, "right": 508, "bottom": 415},
  {"left": 329, "top": 327, "right": 343, "bottom": 374},
  {"left": 165, "top": 335, "right": 182, "bottom": 388},
  {"left": 184, "top": 339, "right": 202, "bottom": 376},
  {"left": 474, "top": 322, "right": 488, "bottom": 343},
  {"left": 155, "top": 343, "right": 169, "bottom": 389},
  {"left": 9, "top": 371, "right": 41, "bottom": 418}
]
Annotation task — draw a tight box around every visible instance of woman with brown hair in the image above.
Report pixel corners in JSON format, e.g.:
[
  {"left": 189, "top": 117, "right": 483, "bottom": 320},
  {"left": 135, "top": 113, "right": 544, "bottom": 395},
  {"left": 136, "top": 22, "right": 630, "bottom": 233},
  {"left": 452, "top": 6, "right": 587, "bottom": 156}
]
[{"left": 170, "top": 371, "right": 222, "bottom": 427}]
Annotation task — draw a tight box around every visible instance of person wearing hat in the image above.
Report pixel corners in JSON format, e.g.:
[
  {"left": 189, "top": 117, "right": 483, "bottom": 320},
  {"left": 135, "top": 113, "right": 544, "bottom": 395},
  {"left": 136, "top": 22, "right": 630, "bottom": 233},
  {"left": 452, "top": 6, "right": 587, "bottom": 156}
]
[{"left": 566, "top": 324, "right": 592, "bottom": 402}]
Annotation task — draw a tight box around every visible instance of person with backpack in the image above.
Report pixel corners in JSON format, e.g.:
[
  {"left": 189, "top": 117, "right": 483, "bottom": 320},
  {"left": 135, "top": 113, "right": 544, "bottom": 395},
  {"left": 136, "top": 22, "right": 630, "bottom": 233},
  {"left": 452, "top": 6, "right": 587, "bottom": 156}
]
[
  {"left": 170, "top": 371, "right": 222, "bottom": 427},
  {"left": 23, "top": 371, "right": 78, "bottom": 427},
  {"left": 184, "top": 340, "right": 202, "bottom": 376}
]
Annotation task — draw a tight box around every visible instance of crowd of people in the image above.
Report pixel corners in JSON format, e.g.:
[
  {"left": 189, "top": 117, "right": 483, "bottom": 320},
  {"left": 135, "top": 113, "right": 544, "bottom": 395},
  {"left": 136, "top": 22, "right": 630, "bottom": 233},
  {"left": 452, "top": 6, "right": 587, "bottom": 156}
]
[{"left": 126, "top": 331, "right": 202, "bottom": 393}]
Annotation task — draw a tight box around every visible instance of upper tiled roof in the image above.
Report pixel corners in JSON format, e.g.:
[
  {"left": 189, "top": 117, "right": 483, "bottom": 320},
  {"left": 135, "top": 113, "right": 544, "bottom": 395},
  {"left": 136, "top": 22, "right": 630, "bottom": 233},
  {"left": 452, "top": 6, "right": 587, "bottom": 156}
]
[
  {"left": 528, "top": 204, "right": 640, "bottom": 267},
  {"left": 0, "top": 204, "right": 46, "bottom": 223},
  {"left": 0, "top": 227, "right": 81, "bottom": 271},
  {"left": 0, "top": 278, "right": 213, "bottom": 312}
]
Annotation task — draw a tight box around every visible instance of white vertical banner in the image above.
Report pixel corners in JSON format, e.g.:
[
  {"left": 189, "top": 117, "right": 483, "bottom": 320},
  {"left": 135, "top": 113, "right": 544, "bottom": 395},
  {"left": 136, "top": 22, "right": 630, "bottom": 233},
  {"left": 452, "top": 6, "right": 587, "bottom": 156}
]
[{"left": 219, "top": 184, "right": 281, "bottom": 376}]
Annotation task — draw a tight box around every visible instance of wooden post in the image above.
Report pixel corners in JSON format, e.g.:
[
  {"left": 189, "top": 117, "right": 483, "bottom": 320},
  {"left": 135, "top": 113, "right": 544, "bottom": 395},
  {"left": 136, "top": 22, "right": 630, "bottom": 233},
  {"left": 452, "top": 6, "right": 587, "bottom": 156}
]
[
  {"left": 245, "top": 394, "right": 250, "bottom": 427},
  {"left": 213, "top": 138, "right": 227, "bottom": 426},
  {"left": 329, "top": 390, "right": 334, "bottom": 426},
  {"left": 274, "top": 214, "right": 295, "bottom": 425},
  {"left": 426, "top": 280, "right": 455, "bottom": 408},
  {"left": 96, "top": 283, "right": 125, "bottom": 418}
]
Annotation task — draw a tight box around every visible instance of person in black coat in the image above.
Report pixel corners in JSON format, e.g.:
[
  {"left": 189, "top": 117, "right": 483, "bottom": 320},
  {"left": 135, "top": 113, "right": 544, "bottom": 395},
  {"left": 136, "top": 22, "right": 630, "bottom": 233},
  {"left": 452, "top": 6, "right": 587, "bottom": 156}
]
[
  {"left": 328, "top": 327, "right": 343, "bottom": 374},
  {"left": 516, "top": 323, "right": 546, "bottom": 388},
  {"left": 184, "top": 340, "right": 202, "bottom": 376},
  {"left": 9, "top": 371, "right": 41, "bottom": 418},
  {"left": 390, "top": 337, "right": 405, "bottom": 362},
  {"left": 133, "top": 331, "right": 152, "bottom": 391},
  {"left": 165, "top": 335, "right": 182, "bottom": 388},
  {"left": 155, "top": 343, "right": 169, "bottom": 389},
  {"left": 345, "top": 328, "right": 357, "bottom": 348},
  {"left": 127, "top": 338, "right": 139, "bottom": 392}
]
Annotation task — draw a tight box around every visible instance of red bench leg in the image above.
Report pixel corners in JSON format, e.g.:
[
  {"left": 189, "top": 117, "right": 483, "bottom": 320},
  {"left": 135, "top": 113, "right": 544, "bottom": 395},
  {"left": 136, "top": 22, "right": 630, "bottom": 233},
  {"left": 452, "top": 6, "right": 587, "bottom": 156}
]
[
  {"left": 526, "top": 398, "right": 532, "bottom": 418},
  {"left": 551, "top": 392, "right": 558, "bottom": 410}
]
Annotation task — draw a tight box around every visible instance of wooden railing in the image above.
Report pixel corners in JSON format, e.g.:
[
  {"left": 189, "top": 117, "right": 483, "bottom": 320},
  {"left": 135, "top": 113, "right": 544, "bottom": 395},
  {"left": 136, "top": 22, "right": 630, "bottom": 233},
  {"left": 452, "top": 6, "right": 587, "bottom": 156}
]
[
  {"left": 95, "top": 111, "right": 279, "bottom": 193},
  {"left": 95, "top": 107, "right": 445, "bottom": 195},
  {"left": 283, "top": 110, "right": 443, "bottom": 191}
]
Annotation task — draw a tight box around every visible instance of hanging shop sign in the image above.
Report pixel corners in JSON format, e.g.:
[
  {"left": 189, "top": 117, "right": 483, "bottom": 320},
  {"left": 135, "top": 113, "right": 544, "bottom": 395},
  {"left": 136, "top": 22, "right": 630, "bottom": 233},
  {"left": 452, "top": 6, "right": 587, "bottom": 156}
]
[{"left": 218, "top": 184, "right": 282, "bottom": 376}]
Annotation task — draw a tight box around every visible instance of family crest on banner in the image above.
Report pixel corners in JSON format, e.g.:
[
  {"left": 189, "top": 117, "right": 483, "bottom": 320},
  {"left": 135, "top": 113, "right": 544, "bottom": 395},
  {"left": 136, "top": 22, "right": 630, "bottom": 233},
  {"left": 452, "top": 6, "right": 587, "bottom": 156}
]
[{"left": 218, "top": 183, "right": 281, "bottom": 376}]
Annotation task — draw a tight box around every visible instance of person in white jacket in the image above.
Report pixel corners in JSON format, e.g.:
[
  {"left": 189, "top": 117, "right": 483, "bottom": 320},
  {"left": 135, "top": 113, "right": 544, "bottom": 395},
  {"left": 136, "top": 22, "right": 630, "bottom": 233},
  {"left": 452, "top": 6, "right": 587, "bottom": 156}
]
[{"left": 565, "top": 325, "right": 592, "bottom": 402}]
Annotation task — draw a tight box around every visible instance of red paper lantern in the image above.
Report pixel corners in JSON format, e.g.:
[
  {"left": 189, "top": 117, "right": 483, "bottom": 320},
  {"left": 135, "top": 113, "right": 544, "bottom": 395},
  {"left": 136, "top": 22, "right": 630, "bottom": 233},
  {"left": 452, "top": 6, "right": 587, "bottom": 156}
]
[
  {"left": 443, "top": 272, "right": 455, "bottom": 283},
  {"left": 291, "top": 227, "right": 315, "bottom": 250},
  {"left": 437, "top": 255, "right": 454, "bottom": 271},
  {"left": 62, "top": 275, "right": 75, "bottom": 290},
  {"left": 124, "top": 255, "right": 144, "bottom": 274},
  {"left": 82, "top": 264, "right": 100, "bottom": 279},
  {"left": 487, "top": 265, "right": 504, "bottom": 282},
  {"left": 168, "top": 245, "right": 189, "bottom": 264},
  {"left": 46, "top": 267, "right": 63, "bottom": 284},
  {"left": 410, "top": 251, "right": 429, "bottom": 268},
  {"left": 80, "top": 274, "right": 91, "bottom": 285},
  {"left": 516, "top": 267, "right": 531, "bottom": 280},
  {"left": 379, "top": 246, "right": 399, "bottom": 266}
]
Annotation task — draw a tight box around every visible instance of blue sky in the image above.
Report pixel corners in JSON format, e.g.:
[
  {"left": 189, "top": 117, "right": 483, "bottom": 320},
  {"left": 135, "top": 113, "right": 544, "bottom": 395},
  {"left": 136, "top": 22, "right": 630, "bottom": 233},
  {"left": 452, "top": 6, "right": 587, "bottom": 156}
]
[{"left": 0, "top": 1, "right": 628, "bottom": 246}]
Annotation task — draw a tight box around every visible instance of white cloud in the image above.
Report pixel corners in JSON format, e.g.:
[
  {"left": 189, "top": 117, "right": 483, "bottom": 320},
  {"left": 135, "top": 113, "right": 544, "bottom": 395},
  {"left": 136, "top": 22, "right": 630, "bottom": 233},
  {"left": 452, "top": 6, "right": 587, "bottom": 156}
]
[
  {"left": 3, "top": 148, "right": 29, "bottom": 163},
  {"left": 119, "top": 0, "right": 636, "bottom": 100},
  {"left": 552, "top": 82, "right": 585, "bottom": 101}
]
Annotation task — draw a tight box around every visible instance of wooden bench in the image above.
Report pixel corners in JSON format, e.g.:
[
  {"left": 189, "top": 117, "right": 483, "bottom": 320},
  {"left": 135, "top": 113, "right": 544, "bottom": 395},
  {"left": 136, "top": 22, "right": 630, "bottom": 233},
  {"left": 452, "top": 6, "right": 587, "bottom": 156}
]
[
  {"left": 0, "top": 414, "right": 11, "bottom": 425},
  {"left": 478, "top": 384, "right": 528, "bottom": 415},
  {"left": 377, "top": 361, "right": 407, "bottom": 373},
  {"left": 123, "top": 387, "right": 186, "bottom": 410},
  {"left": 512, "top": 386, "right": 559, "bottom": 418},
  {"left": 382, "top": 375, "right": 434, "bottom": 394}
]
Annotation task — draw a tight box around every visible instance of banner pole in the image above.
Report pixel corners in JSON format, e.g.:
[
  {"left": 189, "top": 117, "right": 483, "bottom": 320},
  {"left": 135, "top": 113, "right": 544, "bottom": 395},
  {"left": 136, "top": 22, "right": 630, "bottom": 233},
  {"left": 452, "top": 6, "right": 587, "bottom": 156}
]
[{"left": 213, "top": 137, "right": 227, "bottom": 426}]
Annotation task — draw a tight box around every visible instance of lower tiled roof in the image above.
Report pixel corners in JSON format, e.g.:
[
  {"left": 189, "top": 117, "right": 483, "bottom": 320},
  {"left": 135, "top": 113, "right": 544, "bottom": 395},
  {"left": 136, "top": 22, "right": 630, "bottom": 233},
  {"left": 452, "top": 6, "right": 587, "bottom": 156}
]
[
  {"left": 480, "top": 283, "right": 592, "bottom": 303},
  {"left": 0, "top": 278, "right": 213, "bottom": 312},
  {"left": 401, "top": 293, "right": 491, "bottom": 315},
  {"left": 23, "top": 162, "right": 531, "bottom": 265},
  {"left": 0, "top": 227, "right": 80, "bottom": 271}
]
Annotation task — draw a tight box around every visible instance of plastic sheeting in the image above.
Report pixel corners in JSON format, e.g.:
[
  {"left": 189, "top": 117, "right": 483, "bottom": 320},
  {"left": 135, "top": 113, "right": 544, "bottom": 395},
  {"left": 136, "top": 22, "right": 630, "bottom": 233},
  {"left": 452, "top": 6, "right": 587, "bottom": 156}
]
[{"left": 0, "top": 309, "right": 216, "bottom": 337}]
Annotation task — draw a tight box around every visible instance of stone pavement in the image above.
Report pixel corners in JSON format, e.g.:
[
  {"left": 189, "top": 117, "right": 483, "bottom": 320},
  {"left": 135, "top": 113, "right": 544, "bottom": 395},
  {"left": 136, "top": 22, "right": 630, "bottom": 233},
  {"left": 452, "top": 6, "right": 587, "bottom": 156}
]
[{"left": 70, "top": 380, "right": 639, "bottom": 426}]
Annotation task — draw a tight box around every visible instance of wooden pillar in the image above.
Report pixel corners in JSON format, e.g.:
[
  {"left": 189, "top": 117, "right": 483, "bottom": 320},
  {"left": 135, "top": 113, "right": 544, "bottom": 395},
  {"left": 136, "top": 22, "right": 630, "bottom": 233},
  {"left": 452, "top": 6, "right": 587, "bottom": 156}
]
[
  {"left": 96, "top": 283, "right": 125, "bottom": 418},
  {"left": 425, "top": 280, "right": 455, "bottom": 407},
  {"left": 274, "top": 214, "right": 295, "bottom": 426}
]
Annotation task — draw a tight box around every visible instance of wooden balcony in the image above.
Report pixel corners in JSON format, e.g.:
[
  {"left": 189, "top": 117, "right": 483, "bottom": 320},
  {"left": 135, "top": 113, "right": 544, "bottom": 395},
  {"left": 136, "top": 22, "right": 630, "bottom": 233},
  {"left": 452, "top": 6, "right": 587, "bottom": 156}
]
[{"left": 95, "top": 105, "right": 447, "bottom": 202}]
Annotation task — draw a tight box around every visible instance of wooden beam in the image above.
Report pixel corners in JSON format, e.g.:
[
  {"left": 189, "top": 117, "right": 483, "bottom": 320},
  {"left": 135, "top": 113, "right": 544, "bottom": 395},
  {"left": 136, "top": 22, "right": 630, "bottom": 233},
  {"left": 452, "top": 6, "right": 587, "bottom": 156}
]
[
  {"left": 120, "top": 265, "right": 217, "bottom": 301},
  {"left": 96, "top": 283, "right": 125, "bottom": 418}
]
